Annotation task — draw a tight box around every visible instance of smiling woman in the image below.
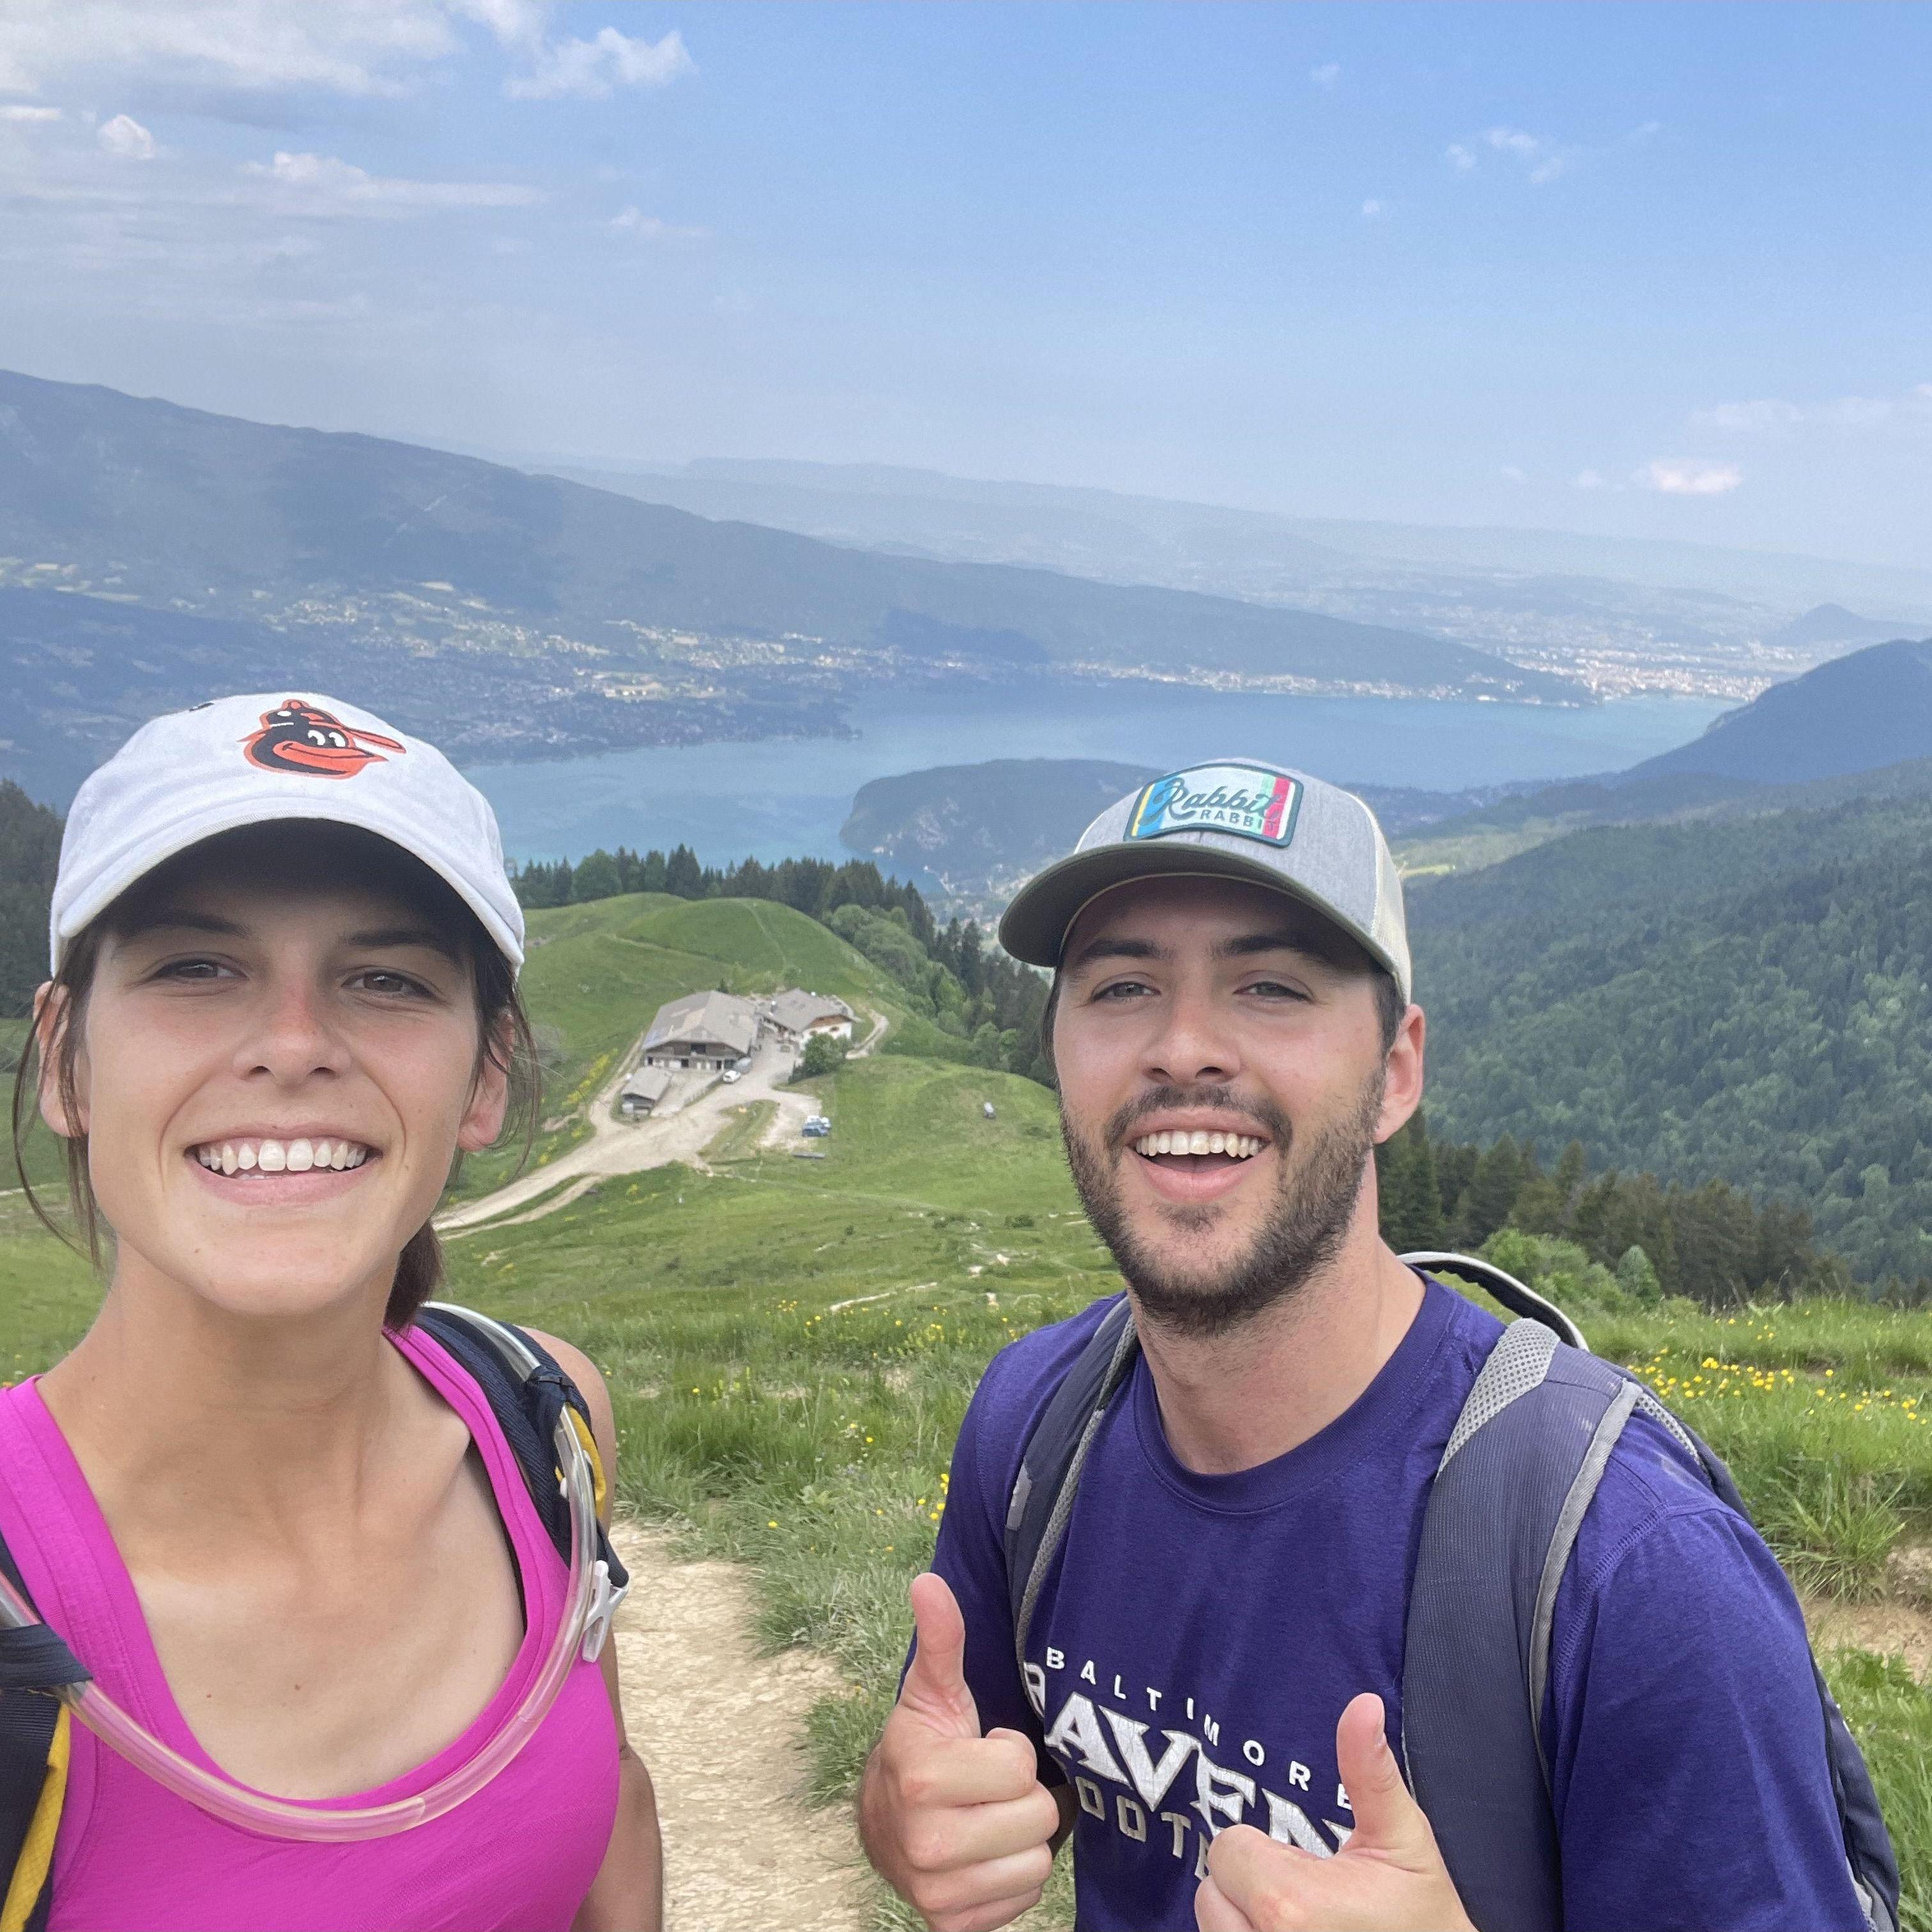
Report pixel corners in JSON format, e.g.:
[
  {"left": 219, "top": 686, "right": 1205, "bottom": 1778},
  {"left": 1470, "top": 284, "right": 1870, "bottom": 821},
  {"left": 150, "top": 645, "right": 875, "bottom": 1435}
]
[{"left": 0, "top": 695, "right": 661, "bottom": 1932}]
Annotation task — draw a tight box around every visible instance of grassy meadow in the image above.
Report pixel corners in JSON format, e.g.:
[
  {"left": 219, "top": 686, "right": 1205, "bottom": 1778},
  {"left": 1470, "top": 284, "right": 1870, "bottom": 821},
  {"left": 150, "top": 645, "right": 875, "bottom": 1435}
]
[{"left": 3, "top": 899, "right": 1929, "bottom": 1926}]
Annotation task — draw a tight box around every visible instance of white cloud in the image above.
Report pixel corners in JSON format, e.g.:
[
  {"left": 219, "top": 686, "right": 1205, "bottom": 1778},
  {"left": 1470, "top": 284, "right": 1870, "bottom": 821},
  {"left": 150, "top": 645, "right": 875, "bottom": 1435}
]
[
  {"left": 0, "top": 103, "right": 61, "bottom": 121},
  {"left": 1573, "top": 469, "right": 1612, "bottom": 490},
  {"left": 1639, "top": 459, "right": 1743, "bottom": 496},
  {"left": 1310, "top": 62, "right": 1340, "bottom": 91},
  {"left": 0, "top": 1, "right": 464, "bottom": 99},
  {"left": 242, "top": 149, "right": 542, "bottom": 211},
  {"left": 1500, "top": 464, "right": 1527, "bottom": 483},
  {"left": 503, "top": 26, "right": 692, "bottom": 100},
  {"left": 1693, "top": 397, "right": 1804, "bottom": 434},
  {"left": 0, "top": 3, "right": 692, "bottom": 107},
  {"left": 1691, "top": 383, "right": 1932, "bottom": 437},
  {"left": 96, "top": 111, "right": 153, "bottom": 158},
  {"left": 608, "top": 204, "right": 704, "bottom": 241},
  {"left": 1450, "top": 125, "right": 1575, "bottom": 184},
  {"left": 1360, "top": 198, "right": 1385, "bottom": 218}
]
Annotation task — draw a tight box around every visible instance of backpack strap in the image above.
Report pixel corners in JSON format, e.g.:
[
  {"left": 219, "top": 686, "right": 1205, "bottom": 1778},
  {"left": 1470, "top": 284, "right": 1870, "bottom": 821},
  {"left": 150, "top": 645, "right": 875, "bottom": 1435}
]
[
  {"left": 0, "top": 1536, "right": 82, "bottom": 1932},
  {"left": 410, "top": 1306, "right": 629, "bottom": 1634},
  {"left": 1003, "top": 1259, "right": 1574, "bottom": 1681},
  {"left": 1404, "top": 1318, "right": 1901, "bottom": 1932},
  {"left": 1004, "top": 1294, "right": 1138, "bottom": 1692}
]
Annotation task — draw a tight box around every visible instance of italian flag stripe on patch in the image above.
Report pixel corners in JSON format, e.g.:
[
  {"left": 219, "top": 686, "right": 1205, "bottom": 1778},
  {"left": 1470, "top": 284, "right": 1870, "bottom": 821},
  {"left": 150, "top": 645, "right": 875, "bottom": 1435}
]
[{"left": 1262, "top": 775, "right": 1294, "bottom": 841}]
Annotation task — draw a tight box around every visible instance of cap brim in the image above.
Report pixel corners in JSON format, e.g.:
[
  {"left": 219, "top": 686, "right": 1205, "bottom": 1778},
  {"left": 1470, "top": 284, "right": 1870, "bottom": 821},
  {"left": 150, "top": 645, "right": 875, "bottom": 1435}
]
[
  {"left": 998, "top": 840, "right": 1402, "bottom": 990},
  {"left": 52, "top": 792, "right": 524, "bottom": 974}
]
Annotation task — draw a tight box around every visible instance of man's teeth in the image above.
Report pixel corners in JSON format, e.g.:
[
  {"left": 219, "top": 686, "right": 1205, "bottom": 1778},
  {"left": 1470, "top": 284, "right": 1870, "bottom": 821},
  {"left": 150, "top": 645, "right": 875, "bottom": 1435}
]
[
  {"left": 194, "top": 1138, "right": 370, "bottom": 1174},
  {"left": 1131, "top": 1130, "right": 1264, "bottom": 1159}
]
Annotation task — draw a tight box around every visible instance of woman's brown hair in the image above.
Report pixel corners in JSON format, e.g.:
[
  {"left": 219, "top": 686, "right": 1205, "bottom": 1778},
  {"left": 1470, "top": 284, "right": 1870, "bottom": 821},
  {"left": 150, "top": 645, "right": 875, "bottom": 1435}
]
[{"left": 8, "top": 824, "right": 540, "bottom": 1328}]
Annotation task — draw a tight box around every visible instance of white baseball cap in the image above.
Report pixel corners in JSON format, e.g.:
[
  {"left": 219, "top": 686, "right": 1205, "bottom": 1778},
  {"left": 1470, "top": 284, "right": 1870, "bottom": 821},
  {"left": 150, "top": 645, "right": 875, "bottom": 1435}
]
[
  {"left": 997, "top": 758, "right": 1411, "bottom": 1002},
  {"left": 50, "top": 693, "right": 524, "bottom": 974}
]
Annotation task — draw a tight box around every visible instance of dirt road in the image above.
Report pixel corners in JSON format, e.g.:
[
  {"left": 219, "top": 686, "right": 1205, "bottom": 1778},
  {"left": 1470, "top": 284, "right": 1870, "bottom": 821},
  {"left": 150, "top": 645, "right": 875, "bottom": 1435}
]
[{"left": 440, "top": 1006, "right": 882, "bottom": 1237}]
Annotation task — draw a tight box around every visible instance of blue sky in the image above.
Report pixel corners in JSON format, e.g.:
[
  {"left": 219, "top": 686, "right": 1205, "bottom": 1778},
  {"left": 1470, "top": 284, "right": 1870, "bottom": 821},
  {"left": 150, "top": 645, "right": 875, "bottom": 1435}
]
[{"left": 1, "top": 2, "right": 1927, "bottom": 564}]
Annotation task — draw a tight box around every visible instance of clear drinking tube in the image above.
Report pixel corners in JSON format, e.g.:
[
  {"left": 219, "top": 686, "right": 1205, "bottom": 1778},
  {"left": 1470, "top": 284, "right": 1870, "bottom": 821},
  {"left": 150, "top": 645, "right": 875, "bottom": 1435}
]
[{"left": 0, "top": 1405, "right": 608, "bottom": 1841}]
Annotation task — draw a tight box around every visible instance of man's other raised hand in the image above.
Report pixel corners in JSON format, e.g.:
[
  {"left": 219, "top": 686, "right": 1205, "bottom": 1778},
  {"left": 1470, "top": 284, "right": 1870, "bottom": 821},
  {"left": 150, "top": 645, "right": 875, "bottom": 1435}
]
[
  {"left": 858, "top": 1572, "right": 1065, "bottom": 1932},
  {"left": 1194, "top": 1694, "right": 1477, "bottom": 1932}
]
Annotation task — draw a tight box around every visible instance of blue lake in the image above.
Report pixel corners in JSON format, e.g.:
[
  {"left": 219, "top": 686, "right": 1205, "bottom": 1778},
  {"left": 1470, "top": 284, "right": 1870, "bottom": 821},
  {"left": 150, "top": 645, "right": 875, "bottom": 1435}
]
[{"left": 465, "top": 682, "right": 1730, "bottom": 866}]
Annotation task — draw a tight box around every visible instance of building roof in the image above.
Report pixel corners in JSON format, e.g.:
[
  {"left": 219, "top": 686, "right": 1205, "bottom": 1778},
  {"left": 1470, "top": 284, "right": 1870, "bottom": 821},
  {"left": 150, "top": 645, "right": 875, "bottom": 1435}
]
[
  {"left": 769, "top": 988, "right": 854, "bottom": 1034},
  {"left": 641, "top": 988, "right": 759, "bottom": 1058},
  {"left": 620, "top": 1066, "right": 675, "bottom": 1104}
]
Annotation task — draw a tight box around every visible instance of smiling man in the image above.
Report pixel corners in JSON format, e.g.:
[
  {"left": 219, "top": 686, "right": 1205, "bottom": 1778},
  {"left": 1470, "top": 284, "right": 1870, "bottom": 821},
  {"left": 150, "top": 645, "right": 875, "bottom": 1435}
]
[{"left": 855, "top": 760, "right": 1881, "bottom": 1932}]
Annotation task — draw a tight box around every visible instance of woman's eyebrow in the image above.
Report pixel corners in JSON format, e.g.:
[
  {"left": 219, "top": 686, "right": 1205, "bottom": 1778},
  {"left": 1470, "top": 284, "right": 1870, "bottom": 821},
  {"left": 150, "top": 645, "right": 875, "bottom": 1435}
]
[
  {"left": 346, "top": 924, "right": 463, "bottom": 962},
  {"left": 124, "top": 910, "right": 245, "bottom": 940}
]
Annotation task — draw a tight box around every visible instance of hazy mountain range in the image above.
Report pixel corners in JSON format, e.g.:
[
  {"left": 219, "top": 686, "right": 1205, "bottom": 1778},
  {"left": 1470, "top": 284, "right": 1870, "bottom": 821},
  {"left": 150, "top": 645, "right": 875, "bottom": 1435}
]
[
  {"left": 0, "top": 369, "right": 1581, "bottom": 800},
  {"left": 551, "top": 455, "right": 1932, "bottom": 702}
]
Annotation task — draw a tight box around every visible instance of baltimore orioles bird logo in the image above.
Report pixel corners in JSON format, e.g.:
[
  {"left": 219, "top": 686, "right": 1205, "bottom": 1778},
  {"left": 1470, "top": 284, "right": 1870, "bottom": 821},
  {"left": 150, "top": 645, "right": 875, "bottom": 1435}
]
[{"left": 241, "top": 702, "right": 404, "bottom": 779}]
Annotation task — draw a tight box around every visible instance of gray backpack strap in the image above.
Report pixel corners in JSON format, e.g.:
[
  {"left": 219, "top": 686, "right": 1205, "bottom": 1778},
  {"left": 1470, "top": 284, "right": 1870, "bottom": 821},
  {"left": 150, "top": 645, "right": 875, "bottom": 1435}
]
[
  {"left": 1004, "top": 1295, "right": 1140, "bottom": 1689},
  {"left": 1405, "top": 1317, "right": 1900, "bottom": 1932},
  {"left": 1402, "top": 1320, "right": 1637, "bottom": 1932}
]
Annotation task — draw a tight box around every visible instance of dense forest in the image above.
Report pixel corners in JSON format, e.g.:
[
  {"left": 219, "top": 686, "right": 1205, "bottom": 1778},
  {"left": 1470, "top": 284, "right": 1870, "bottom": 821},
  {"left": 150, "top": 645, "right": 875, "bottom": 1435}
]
[
  {"left": 512, "top": 846, "right": 1053, "bottom": 1082},
  {"left": 1412, "top": 793, "right": 1932, "bottom": 1283},
  {"left": 0, "top": 781, "right": 63, "bottom": 1016},
  {"left": 1376, "top": 1112, "right": 1853, "bottom": 1308}
]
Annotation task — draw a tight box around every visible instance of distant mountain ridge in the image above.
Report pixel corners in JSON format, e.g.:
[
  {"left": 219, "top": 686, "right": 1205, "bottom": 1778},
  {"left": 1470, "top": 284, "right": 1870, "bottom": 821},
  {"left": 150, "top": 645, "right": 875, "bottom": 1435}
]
[
  {"left": 0, "top": 368, "right": 1577, "bottom": 801},
  {"left": 1622, "top": 636, "right": 1932, "bottom": 786},
  {"left": 557, "top": 454, "right": 1932, "bottom": 616}
]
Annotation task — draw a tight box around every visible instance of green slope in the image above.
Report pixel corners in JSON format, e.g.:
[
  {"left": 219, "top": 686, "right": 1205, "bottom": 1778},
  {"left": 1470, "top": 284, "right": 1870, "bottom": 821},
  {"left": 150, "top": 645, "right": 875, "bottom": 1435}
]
[{"left": 1413, "top": 793, "right": 1932, "bottom": 1282}]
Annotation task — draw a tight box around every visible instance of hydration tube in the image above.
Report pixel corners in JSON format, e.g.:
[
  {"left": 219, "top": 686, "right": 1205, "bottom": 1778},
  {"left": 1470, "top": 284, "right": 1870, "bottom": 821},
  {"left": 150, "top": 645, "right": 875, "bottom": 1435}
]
[{"left": 0, "top": 1358, "right": 615, "bottom": 1841}]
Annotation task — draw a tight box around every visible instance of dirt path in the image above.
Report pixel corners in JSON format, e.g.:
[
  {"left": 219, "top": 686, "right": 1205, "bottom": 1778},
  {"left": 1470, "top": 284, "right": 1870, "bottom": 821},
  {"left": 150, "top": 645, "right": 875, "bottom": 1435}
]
[
  {"left": 610, "top": 1521, "right": 867, "bottom": 1932},
  {"left": 440, "top": 1021, "right": 852, "bottom": 1236}
]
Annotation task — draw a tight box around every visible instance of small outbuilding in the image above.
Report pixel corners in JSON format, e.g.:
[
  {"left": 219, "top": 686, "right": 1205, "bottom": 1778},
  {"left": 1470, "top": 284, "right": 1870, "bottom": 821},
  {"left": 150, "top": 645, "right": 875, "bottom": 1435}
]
[
  {"left": 618, "top": 1066, "right": 674, "bottom": 1119},
  {"left": 640, "top": 990, "right": 760, "bottom": 1071}
]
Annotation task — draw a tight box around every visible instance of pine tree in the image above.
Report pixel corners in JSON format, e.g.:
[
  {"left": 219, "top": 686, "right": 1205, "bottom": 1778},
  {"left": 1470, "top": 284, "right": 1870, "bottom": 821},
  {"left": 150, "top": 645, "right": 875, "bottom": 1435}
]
[
  {"left": 1455, "top": 1134, "right": 1523, "bottom": 1246},
  {"left": 664, "top": 845, "right": 703, "bottom": 898},
  {"left": 1379, "top": 1117, "right": 1443, "bottom": 1253}
]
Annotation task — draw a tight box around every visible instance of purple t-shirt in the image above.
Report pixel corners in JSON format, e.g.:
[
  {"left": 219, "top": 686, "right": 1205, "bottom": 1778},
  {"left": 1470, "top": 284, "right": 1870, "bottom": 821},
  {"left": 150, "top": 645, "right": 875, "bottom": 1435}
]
[{"left": 926, "top": 1278, "right": 1865, "bottom": 1932}]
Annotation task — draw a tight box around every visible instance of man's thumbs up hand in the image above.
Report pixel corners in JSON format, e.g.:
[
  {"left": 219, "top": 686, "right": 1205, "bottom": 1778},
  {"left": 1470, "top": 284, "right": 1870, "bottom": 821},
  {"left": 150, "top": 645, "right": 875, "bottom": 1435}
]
[
  {"left": 1194, "top": 1694, "right": 1476, "bottom": 1932},
  {"left": 896, "top": 1570, "right": 984, "bottom": 1741},
  {"left": 858, "top": 1573, "right": 1065, "bottom": 1932}
]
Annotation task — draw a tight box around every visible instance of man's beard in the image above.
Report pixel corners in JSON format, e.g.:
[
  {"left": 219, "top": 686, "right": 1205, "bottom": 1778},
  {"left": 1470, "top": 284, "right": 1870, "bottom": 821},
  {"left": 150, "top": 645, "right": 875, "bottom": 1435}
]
[{"left": 1061, "top": 1076, "right": 1383, "bottom": 1340}]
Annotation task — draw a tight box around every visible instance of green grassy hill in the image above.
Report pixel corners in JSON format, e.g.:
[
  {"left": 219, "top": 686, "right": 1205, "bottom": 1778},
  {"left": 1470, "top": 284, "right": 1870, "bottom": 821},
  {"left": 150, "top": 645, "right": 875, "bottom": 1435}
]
[{"left": 452, "top": 891, "right": 910, "bottom": 1199}]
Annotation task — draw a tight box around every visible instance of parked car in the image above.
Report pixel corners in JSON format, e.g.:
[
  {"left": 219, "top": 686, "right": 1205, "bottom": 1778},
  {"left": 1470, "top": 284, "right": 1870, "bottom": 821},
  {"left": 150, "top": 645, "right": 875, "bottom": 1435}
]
[
  {"left": 721, "top": 1070, "right": 742, "bottom": 1084},
  {"left": 802, "top": 1114, "right": 831, "bottom": 1138}
]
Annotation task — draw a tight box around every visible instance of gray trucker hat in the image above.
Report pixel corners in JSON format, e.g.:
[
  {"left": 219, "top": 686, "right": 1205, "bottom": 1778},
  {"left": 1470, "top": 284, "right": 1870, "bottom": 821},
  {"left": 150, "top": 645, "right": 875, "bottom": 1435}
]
[{"left": 997, "top": 758, "right": 1411, "bottom": 1003}]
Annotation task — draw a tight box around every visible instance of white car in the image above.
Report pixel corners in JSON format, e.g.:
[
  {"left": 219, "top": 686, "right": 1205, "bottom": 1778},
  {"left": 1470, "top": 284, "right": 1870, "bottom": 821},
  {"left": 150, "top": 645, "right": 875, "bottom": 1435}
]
[{"left": 721, "top": 1069, "right": 742, "bottom": 1084}]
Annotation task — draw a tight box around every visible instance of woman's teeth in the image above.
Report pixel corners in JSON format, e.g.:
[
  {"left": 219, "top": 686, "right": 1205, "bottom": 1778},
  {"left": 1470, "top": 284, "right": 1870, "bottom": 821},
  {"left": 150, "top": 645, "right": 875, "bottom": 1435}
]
[
  {"left": 194, "top": 1138, "right": 370, "bottom": 1176},
  {"left": 1132, "top": 1130, "right": 1264, "bottom": 1159}
]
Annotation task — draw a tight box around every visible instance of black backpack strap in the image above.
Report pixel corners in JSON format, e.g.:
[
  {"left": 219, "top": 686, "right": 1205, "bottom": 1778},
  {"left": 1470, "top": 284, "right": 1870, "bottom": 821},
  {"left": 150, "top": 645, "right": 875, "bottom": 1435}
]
[
  {"left": 0, "top": 1532, "right": 82, "bottom": 1932},
  {"left": 412, "top": 1306, "right": 629, "bottom": 1604},
  {"left": 1003, "top": 1294, "right": 1139, "bottom": 1696},
  {"left": 1404, "top": 1317, "right": 1901, "bottom": 1932},
  {"left": 1400, "top": 1252, "right": 1589, "bottom": 1350}
]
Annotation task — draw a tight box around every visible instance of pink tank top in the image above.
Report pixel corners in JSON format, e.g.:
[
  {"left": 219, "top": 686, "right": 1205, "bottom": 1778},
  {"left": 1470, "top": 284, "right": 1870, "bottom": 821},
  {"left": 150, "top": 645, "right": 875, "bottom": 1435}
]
[{"left": 0, "top": 1325, "right": 620, "bottom": 1931}]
